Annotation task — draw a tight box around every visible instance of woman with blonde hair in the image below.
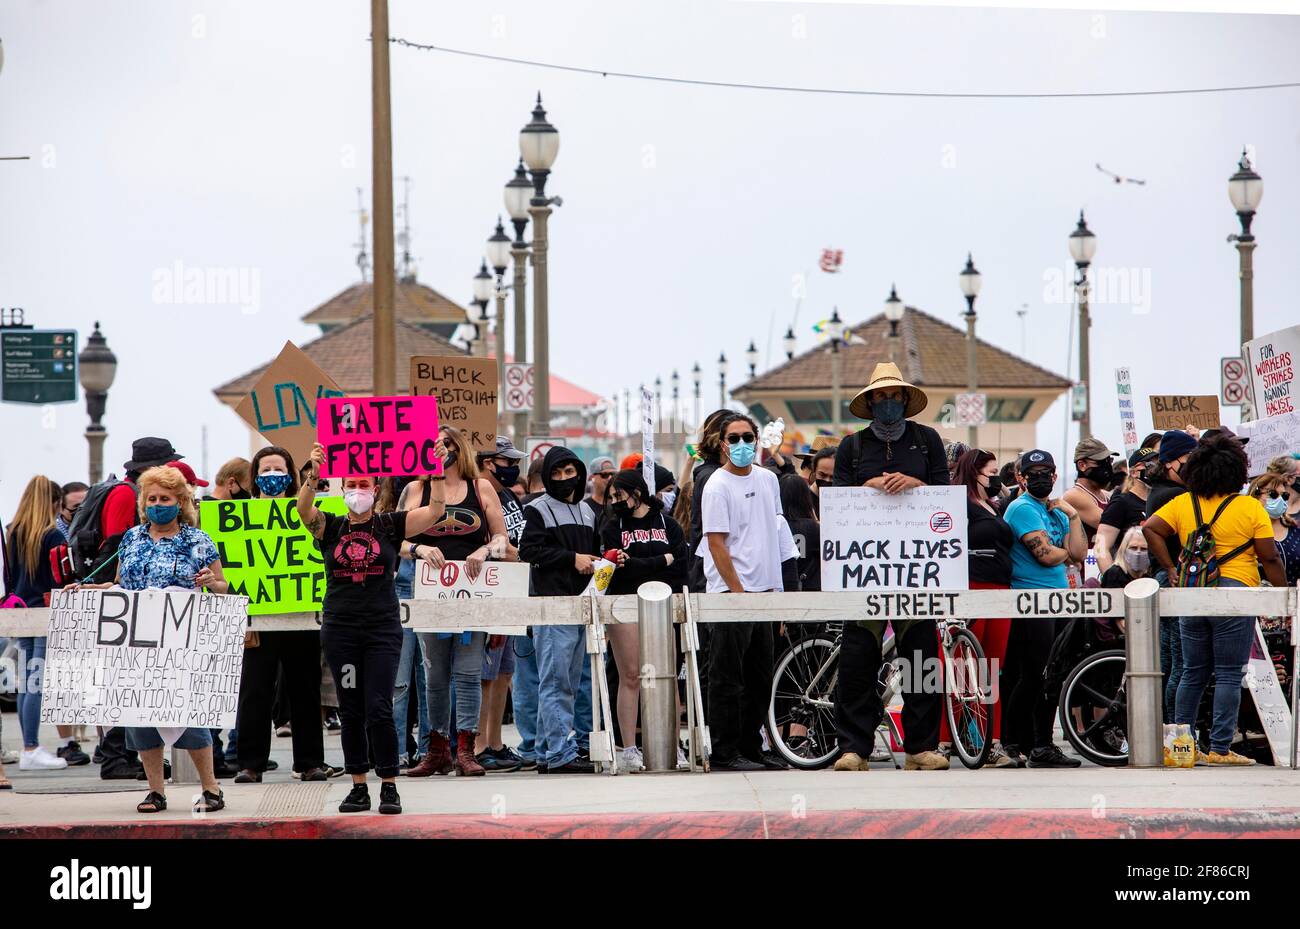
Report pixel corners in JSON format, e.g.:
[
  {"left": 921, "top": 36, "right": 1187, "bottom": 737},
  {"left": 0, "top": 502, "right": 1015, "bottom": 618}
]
[
  {"left": 1249, "top": 472, "right": 1300, "bottom": 585},
  {"left": 1100, "top": 524, "right": 1153, "bottom": 587}
]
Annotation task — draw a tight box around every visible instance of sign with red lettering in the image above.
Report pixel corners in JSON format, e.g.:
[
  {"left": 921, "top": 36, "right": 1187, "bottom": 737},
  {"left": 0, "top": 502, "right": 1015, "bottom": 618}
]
[
  {"left": 1243, "top": 324, "right": 1300, "bottom": 420},
  {"left": 412, "top": 559, "right": 530, "bottom": 635},
  {"left": 316, "top": 396, "right": 442, "bottom": 478},
  {"left": 409, "top": 356, "right": 499, "bottom": 453}
]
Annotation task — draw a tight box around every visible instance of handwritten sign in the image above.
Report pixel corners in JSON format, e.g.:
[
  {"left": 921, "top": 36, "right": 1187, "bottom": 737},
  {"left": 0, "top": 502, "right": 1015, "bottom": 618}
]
[
  {"left": 1115, "top": 367, "right": 1138, "bottom": 457},
  {"left": 1148, "top": 395, "right": 1220, "bottom": 431},
  {"left": 201, "top": 496, "right": 346, "bottom": 615},
  {"left": 820, "top": 486, "right": 969, "bottom": 591},
  {"left": 316, "top": 396, "right": 441, "bottom": 478},
  {"left": 40, "top": 588, "right": 248, "bottom": 729},
  {"left": 409, "top": 355, "right": 499, "bottom": 453},
  {"left": 235, "top": 341, "right": 345, "bottom": 465},
  {"left": 1236, "top": 409, "right": 1300, "bottom": 476},
  {"left": 1244, "top": 622, "right": 1293, "bottom": 767},
  {"left": 1243, "top": 323, "right": 1300, "bottom": 419},
  {"left": 412, "top": 559, "right": 530, "bottom": 635},
  {"left": 641, "top": 384, "right": 656, "bottom": 499}
]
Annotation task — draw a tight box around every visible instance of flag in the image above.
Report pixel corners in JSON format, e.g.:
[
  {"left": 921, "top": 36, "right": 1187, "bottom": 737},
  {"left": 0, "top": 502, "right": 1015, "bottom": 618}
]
[{"left": 819, "top": 248, "right": 843, "bottom": 273}]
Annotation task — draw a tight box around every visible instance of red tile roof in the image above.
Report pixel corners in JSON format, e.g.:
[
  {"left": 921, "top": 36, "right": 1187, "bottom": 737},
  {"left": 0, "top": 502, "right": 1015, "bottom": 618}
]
[{"left": 300, "top": 280, "right": 468, "bottom": 326}]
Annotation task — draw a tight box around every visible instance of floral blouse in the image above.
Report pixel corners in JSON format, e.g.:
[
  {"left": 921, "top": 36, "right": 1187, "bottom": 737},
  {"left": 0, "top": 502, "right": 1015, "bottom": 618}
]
[{"left": 117, "top": 523, "right": 220, "bottom": 591}]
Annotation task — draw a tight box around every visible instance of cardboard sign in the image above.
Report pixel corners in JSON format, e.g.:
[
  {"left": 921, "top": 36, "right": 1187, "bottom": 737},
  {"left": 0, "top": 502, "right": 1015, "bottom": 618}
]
[
  {"left": 1115, "top": 368, "right": 1138, "bottom": 457},
  {"left": 1148, "top": 395, "right": 1220, "bottom": 431},
  {"left": 235, "top": 341, "right": 345, "bottom": 466},
  {"left": 316, "top": 396, "right": 442, "bottom": 478},
  {"left": 1236, "top": 409, "right": 1300, "bottom": 476},
  {"left": 1243, "top": 323, "right": 1300, "bottom": 419},
  {"left": 412, "top": 559, "right": 530, "bottom": 635},
  {"left": 409, "top": 355, "right": 499, "bottom": 453},
  {"left": 820, "top": 486, "right": 969, "bottom": 592},
  {"left": 40, "top": 588, "right": 248, "bottom": 729},
  {"left": 200, "top": 496, "right": 346, "bottom": 615}
]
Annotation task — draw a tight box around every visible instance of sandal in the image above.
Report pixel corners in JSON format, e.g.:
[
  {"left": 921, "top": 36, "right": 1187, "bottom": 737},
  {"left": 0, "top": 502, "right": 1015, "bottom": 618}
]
[
  {"left": 194, "top": 789, "right": 225, "bottom": 813},
  {"left": 136, "top": 791, "right": 167, "bottom": 813}
]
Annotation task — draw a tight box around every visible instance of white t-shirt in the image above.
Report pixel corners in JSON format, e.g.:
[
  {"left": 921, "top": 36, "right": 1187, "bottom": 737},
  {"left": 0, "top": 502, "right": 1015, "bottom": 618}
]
[{"left": 698, "top": 466, "right": 785, "bottom": 593}]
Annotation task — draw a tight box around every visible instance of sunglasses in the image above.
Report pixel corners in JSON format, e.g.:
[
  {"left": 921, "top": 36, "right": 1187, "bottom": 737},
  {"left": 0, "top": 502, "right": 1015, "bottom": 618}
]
[
  {"left": 1267, "top": 490, "right": 1292, "bottom": 502},
  {"left": 725, "top": 432, "right": 757, "bottom": 445},
  {"left": 592, "top": 471, "right": 614, "bottom": 479}
]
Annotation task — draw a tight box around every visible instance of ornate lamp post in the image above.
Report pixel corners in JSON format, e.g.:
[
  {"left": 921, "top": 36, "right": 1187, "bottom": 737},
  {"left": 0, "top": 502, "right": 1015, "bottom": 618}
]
[
  {"left": 884, "top": 285, "right": 904, "bottom": 364},
  {"left": 519, "top": 95, "right": 560, "bottom": 435},
  {"left": 78, "top": 322, "right": 118, "bottom": 484},
  {"left": 959, "top": 253, "right": 983, "bottom": 446},
  {"left": 1228, "top": 149, "right": 1262, "bottom": 421},
  {"left": 1068, "top": 212, "right": 1098, "bottom": 440}
]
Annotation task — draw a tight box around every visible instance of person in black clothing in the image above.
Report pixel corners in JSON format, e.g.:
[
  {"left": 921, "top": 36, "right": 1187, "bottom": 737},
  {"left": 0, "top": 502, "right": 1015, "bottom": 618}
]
[
  {"left": 1099, "top": 525, "right": 1153, "bottom": 589},
  {"left": 687, "top": 409, "right": 732, "bottom": 594},
  {"left": 1095, "top": 447, "right": 1157, "bottom": 572},
  {"left": 1143, "top": 429, "right": 1196, "bottom": 722},
  {"left": 779, "top": 474, "right": 820, "bottom": 592},
  {"left": 831, "top": 362, "right": 949, "bottom": 773},
  {"left": 583, "top": 455, "right": 617, "bottom": 523}
]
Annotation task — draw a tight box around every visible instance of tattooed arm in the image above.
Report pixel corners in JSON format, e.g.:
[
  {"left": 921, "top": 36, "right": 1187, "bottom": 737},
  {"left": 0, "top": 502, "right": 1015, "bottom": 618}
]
[
  {"left": 299, "top": 443, "right": 326, "bottom": 539},
  {"left": 1020, "top": 530, "right": 1070, "bottom": 567}
]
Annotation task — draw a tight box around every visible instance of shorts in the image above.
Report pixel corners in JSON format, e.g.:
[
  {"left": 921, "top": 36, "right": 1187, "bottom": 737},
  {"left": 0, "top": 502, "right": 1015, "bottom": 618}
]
[
  {"left": 482, "top": 635, "right": 520, "bottom": 681},
  {"left": 125, "top": 726, "right": 213, "bottom": 752}
]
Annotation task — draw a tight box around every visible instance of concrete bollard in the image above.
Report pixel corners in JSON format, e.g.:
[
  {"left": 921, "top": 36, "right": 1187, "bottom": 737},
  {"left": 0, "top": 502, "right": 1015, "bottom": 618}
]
[
  {"left": 1123, "top": 577, "right": 1163, "bottom": 768},
  {"left": 170, "top": 743, "right": 199, "bottom": 785},
  {"left": 637, "top": 581, "right": 677, "bottom": 773}
]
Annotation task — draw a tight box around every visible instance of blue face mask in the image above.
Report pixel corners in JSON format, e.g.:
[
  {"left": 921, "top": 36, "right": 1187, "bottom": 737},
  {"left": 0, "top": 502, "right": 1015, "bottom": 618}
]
[
  {"left": 728, "top": 441, "right": 757, "bottom": 468},
  {"left": 1264, "top": 496, "right": 1289, "bottom": 519},
  {"left": 873, "top": 398, "right": 906, "bottom": 425},
  {"left": 256, "top": 471, "right": 292, "bottom": 497},
  {"left": 146, "top": 503, "right": 180, "bottom": 525}
]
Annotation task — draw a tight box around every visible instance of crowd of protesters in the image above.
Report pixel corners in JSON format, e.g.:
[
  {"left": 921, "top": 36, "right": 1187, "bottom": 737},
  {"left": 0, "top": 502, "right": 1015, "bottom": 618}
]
[{"left": 2, "top": 362, "right": 1297, "bottom": 803}]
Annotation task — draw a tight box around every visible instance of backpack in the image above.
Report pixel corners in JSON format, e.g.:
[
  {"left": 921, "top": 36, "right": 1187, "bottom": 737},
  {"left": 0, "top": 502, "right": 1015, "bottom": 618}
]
[
  {"left": 1175, "top": 496, "right": 1253, "bottom": 588},
  {"left": 67, "top": 477, "right": 132, "bottom": 581}
]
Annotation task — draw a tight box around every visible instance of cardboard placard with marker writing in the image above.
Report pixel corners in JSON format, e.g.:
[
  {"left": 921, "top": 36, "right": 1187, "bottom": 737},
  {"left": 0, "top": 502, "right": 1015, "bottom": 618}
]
[
  {"left": 1148, "top": 395, "right": 1220, "bottom": 431},
  {"left": 409, "top": 355, "right": 499, "bottom": 453},
  {"left": 235, "top": 341, "right": 346, "bottom": 466}
]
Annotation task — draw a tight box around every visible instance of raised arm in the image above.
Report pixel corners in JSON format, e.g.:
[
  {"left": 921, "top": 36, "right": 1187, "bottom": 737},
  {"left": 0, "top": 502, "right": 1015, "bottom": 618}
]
[{"left": 299, "top": 443, "right": 325, "bottom": 538}]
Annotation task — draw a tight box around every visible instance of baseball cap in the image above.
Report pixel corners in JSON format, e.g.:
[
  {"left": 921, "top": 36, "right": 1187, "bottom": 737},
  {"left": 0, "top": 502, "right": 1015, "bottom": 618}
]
[
  {"left": 1200, "top": 425, "right": 1250, "bottom": 447},
  {"left": 1128, "top": 447, "right": 1158, "bottom": 468},
  {"left": 1073, "top": 437, "right": 1117, "bottom": 461},
  {"left": 1018, "top": 449, "right": 1055, "bottom": 472},
  {"left": 590, "top": 456, "right": 616, "bottom": 475},
  {"left": 482, "top": 436, "right": 525, "bottom": 460},
  {"left": 165, "top": 460, "right": 209, "bottom": 488},
  {"left": 1158, "top": 430, "right": 1197, "bottom": 463}
]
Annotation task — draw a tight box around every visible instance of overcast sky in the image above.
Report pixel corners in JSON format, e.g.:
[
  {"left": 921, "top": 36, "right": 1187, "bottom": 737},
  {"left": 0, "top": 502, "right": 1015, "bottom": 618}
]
[{"left": 1, "top": 0, "right": 1298, "bottom": 517}]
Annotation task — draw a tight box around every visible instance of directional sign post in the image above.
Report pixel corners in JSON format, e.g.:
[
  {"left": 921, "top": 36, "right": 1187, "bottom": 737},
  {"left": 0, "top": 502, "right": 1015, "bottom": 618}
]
[{"left": 1, "top": 329, "right": 78, "bottom": 404}]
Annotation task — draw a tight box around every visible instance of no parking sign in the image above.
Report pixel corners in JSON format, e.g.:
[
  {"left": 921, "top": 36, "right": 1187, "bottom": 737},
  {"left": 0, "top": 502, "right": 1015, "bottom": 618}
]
[{"left": 505, "top": 363, "right": 535, "bottom": 413}]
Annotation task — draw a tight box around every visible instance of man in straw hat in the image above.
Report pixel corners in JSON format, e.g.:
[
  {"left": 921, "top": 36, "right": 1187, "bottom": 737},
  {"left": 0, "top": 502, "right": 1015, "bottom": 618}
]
[{"left": 830, "top": 362, "right": 950, "bottom": 772}]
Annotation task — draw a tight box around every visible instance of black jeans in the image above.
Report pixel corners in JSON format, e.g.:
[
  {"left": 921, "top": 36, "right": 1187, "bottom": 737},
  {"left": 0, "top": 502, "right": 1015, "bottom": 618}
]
[
  {"left": 321, "top": 619, "right": 403, "bottom": 778},
  {"left": 835, "top": 620, "right": 941, "bottom": 756},
  {"left": 97, "top": 726, "right": 139, "bottom": 777},
  {"left": 1004, "top": 617, "right": 1058, "bottom": 750},
  {"left": 237, "top": 631, "right": 325, "bottom": 773},
  {"left": 706, "top": 621, "right": 773, "bottom": 761}
]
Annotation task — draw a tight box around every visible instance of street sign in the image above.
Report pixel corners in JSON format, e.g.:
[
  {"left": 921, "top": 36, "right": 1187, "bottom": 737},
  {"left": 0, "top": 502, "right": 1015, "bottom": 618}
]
[
  {"left": 1220, "top": 355, "right": 1250, "bottom": 407},
  {"left": 954, "top": 392, "right": 986, "bottom": 427},
  {"left": 1115, "top": 368, "right": 1138, "bottom": 457},
  {"left": 525, "top": 436, "right": 567, "bottom": 465},
  {"left": 1, "top": 329, "right": 77, "bottom": 404},
  {"left": 504, "top": 362, "right": 535, "bottom": 414},
  {"left": 1070, "top": 383, "right": 1088, "bottom": 422}
]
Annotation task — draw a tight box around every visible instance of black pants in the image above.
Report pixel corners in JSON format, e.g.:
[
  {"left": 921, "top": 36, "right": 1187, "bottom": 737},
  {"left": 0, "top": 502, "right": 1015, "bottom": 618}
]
[
  {"left": 706, "top": 621, "right": 773, "bottom": 761},
  {"left": 237, "top": 631, "right": 325, "bottom": 773},
  {"left": 835, "top": 620, "right": 941, "bottom": 756},
  {"left": 1004, "top": 617, "right": 1058, "bottom": 750},
  {"left": 97, "top": 726, "right": 138, "bottom": 776},
  {"left": 321, "top": 619, "right": 403, "bottom": 778}
]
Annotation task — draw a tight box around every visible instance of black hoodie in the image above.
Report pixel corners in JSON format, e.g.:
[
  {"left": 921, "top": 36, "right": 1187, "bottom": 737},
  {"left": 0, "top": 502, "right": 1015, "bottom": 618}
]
[{"left": 519, "top": 446, "right": 600, "bottom": 597}]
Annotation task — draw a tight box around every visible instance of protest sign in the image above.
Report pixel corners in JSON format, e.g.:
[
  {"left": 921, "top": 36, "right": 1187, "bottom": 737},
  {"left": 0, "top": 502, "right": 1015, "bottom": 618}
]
[
  {"left": 409, "top": 355, "right": 499, "bottom": 453},
  {"left": 1148, "top": 395, "right": 1220, "bottom": 431},
  {"left": 201, "top": 496, "right": 346, "bottom": 615},
  {"left": 1244, "top": 623, "right": 1293, "bottom": 767},
  {"left": 640, "top": 384, "right": 656, "bottom": 499},
  {"left": 235, "top": 341, "right": 345, "bottom": 465},
  {"left": 412, "top": 559, "right": 530, "bottom": 635},
  {"left": 1115, "top": 368, "right": 1138, "bottom": 457},
  {"left": 1243, "top": 323, "right": 1299, "bottom": 419},
  {"left": 1236, "top": 409, "right": 1300, "bottom": 476},
  {"left": 316, "top": 396, "right": 441, "bottom": 478},
  {"left": 820, "top": 486, "right": 969, "bottom": 591},
  {"left": 41, "top": 587, "right": 248, "bottom": 729}
]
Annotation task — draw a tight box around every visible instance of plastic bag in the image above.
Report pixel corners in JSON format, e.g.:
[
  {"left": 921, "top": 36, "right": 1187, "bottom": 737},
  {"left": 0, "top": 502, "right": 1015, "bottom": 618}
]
[{"left": 1163, "top": 723, "right": 1195, "bottom": 768}]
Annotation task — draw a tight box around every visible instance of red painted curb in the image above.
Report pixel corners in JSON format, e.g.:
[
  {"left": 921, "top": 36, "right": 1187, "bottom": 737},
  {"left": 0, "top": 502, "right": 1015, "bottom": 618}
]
[{"left": 6, "top": 809, "right": 1300, "bottom": 840}]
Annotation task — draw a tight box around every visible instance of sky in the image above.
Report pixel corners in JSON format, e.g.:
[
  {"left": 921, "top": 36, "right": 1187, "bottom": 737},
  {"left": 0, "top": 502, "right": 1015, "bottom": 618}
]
[{"left": 1, "top": 0, "right": 1298, "bottom": 518}]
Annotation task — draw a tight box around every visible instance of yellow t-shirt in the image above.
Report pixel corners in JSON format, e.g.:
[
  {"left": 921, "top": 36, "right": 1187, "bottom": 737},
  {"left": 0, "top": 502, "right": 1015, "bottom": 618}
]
[{"left": 1153, "top": 493, "right": 1272, "bottom": 587}]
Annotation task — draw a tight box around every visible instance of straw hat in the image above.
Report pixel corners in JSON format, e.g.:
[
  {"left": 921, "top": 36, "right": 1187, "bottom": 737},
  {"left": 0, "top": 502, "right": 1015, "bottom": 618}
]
[{"left": 848, "top": 362, "right": 929, "bottom": 420}]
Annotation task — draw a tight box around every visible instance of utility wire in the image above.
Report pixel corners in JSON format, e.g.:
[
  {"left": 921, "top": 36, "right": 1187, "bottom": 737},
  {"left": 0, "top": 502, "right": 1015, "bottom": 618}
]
[{"left": 389, "top": 37, "right": 1300, "bottom": 99}]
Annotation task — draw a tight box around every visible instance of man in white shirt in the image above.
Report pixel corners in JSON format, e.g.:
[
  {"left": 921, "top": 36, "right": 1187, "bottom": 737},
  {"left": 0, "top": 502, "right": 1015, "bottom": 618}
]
[{"left": 700, "top": 413, "right": 788, "bottom": 771}]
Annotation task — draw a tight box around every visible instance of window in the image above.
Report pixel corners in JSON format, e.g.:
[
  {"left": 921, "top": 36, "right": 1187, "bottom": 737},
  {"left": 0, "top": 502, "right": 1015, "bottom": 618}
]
[
  {"left": 747, "top": 402, "right": 773, "bottom": 422},
  {"left": 787, "top": 399, "right": 831, "bottom": 421}
]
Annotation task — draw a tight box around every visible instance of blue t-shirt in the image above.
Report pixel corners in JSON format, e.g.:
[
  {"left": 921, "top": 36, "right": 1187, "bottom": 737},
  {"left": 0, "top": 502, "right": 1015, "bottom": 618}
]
[
  {"left": 1004, "top": 494, "right": 1070, "bottom": 589},
  {"left": 117, "top": 524, "right": 220, "bottom": 591}
]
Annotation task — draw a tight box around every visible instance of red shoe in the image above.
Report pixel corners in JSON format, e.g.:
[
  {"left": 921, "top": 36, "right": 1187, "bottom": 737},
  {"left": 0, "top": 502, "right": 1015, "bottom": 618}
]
[
  {"left": 454, "top": 732, "right": 486, "bottom": 776},
  {"left": 406, "top": 732, "right": 453, "bottom": 777}
]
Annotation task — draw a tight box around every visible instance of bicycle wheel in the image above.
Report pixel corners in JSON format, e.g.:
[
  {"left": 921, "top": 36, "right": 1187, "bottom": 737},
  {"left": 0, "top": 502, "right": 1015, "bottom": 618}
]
[
  {"left": 768, "top": 636, "right": 840, "bottom": 769},
  {"left": 1058, "top": 649, "right": 1128, "bottom": 767},
  {"left": 944, "top": 628, "right": 992, "bottom": 769}
]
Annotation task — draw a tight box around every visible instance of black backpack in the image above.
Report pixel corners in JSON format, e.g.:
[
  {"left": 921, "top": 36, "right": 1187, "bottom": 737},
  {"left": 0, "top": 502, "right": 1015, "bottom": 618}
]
[{"left": 67, "top": 476, "right": 133, "bottom": 581}]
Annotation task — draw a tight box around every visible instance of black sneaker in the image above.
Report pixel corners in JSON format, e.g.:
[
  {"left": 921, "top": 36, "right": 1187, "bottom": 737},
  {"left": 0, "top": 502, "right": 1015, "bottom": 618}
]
[
  {"left": 339, "top": 783, "right": 371, "bottom": 813},
  {"left": 538, "top": 757, "right": 594, "bottom": 774},
  {"left": 711, "top": 755, "right": 764, "bottom": 772},
  {"left": 1027, "top": 744, "right": 1082, "bottom": 769},
  {"left": 378, "top": 782, "right": 402, "bottom": 815},
  {"left": 746, "top": 751, "right": 789, "bottom": 771},
  {"left": 92, "top": 746, "right": 105, "bottom": 765},
  {"left": 57, "top": 741, "right": 91, "bottom": 766},
  {"left": 1001, "top": 744, "right": 1028, "bottom": 768},
  {"left": 477, "top": 747, "right": 522, "bottom": 773},
  {"left": 517, "top": 755, "right": 538, "bottom": 771}
]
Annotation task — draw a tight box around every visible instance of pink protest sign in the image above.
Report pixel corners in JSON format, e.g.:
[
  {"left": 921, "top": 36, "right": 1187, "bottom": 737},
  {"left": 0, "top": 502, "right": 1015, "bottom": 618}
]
[{"left": 315, "top": 396, "right": 442, "bottom": 478}]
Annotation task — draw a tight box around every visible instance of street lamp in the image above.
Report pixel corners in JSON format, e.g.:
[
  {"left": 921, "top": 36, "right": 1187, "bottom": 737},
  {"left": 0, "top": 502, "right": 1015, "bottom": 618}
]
[
  {"left": 828, "top": 307, "right": 845, "bottom": 434},
  {"left": 504, "top": 158, "right": 532, "bottom": 439},
  {"left": 745, "top": 340, "right": 759, "bottom": 378},
  {"left": 783, "top": 326, "right": 797, "bottom": 360},
  {"left": 692, "top": 361, "right": 702, "bottom": 428},
  {"left": 487, "top": 217, "right": 512, "bottom": 387},
  {"left": 78, "top": 321, "right": 118, "bottom": 484},
  {"left": 883, "top": 284, "right": 904, "bottom": 363},
  {"left": 717, "top": 352, "right": 729, "bottom": 409},
  {"left": 671, "top": 368, "right": 680, "bottom": 433},
  {"left": 520, "top": 94, "right": 560, "bottom": 435},
  {"left": 654, "top": 375, "right": 663, "bottom": 427},
  {"left": 1068, "top": 211, "right": 1097, "bottom": 439},
  {"left": 1228, "top": 149, "right": 1262, "bottom": 420},
  {"left": 471, "top": 259, "right": 494, "bottom": 358},
  {"left": 959, "top": 253, "right": 983, "bottom": 446}
]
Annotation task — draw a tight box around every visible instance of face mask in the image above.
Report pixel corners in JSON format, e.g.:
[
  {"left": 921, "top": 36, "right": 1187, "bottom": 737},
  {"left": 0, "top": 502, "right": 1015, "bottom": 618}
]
[
  {"left": 728, "top": 441, "right": 757, "bottom": 468},
  {"left": 344, "top": 489, "right": 375, "bottom": 514},
  {"left": 1025, "top": 473, "right": 1054, "bottom": 500},
  {"left": 611, "top": 499, "right": 634, "bottom": 518},
  {"left": 256, "top": 471, "right": 292, "bottom": 497},
  {"left": 552, "top": 476, "right": 582, "bottom": 502},
  {"left": 230, "top": 486, "right": 251, "bottom": 500},
  {"left": 984, "top": 475, "right": 1003, "bottom": 498},
  {"left": 1083, "top": 461, "right": 1113, "bottom": 485},
  {"left": 495, "top": 465, "right": 520, "bottom": 488},
  {"left": 1124, "top": 549, "right": 1150, "bottom": 573},
  {"left": 873, "top": 398, "right": 905, "bottom": 425},
  {"left": 146, "top": 503, "right": 180, "bottom": 525},
  {"left": 659, "top": 490, "right": 677, "bottom": 511},
  {"left": 1108, "top": 472, "right": 1126, "bottom": 491},
  {"left": 1264, "top": 496, "right": 1289, "bottom": 519},
  {"left": 815, "top": 478, "right": 832, "bottom": 490},
  {"left": 444, "top": 450, "right": 459, "bottom": 470}
]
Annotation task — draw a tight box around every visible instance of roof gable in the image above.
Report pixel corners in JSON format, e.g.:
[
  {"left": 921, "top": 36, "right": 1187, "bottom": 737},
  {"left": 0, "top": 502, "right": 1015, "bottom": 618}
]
[{"left": 300, "top": 280, "right": 469, "bottom": 326}]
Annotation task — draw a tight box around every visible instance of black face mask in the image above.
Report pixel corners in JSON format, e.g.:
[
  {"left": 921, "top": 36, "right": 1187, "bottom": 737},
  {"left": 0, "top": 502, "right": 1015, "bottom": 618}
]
[
  {"left": 495, "top": 464, "right": 520, "bottom": 488},
  {"left": 444, "top": 450, "right": 459, "bottom": 470},
  {"left": 552, "top": 476, "right": 583, "bottom": 502},
  {"left": 814, "top": 479, "right": 832, "bottom": 490},
  {"left": 1025, "top": 473, "right": 1055, "bottom": 500},
  {"left": 1083, "top": 461, "right": 1113, "bottom": 485},
  {"left": 1108, "top": 471, "right": 1127, "bottom": 491},
  {"left": 984, "top": 475, "right": 1003, "bottom": 498},
  {"left": 230, "top": 487, "right": 251, "bottom": 500},
  {"left": 611, "top": 499, "right": 635, "bottom": 519}
]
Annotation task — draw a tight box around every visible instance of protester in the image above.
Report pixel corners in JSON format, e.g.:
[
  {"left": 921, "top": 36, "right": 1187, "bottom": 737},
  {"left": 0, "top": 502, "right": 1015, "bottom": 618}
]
[
  {"left": 945, "top": 449, "right": 1015, "bottom": 767},
  {"left": 300, "top": 439, "right": 448, "bottom": 813},
  {"left": 996, "top": 460, "right": 1020, "bottom": 511},
  {"left": 700, "top": 412, "right": 787, "bottom": 771},
  {"left": 1143, "top": 434, "right": 1286, "bottom": 765},
  {"left": 778, "top": 474, "right": 820, "bottom": 593},
  {"left": 1100, "top": 525, "right": 1152, "bottom": 588},
  {"left": 203, "top": 457, "right": 252, "bottom": 501},
  {"left": 831, "top": 362, "right": 948, "bottom": 773},
  {"left": 520, "top": 446, "right": 601, "bottom": 774},
  {"left": 687, "top": 409, "right": 733, "bottom": 595},
  {"left": 1249, "top": 473, "right": 1300, "bottom": 585},
  {"left": 523, "top": 455, "right": 547, "bottom": 503},
  {"left": 1062, "top": 437, "right": 1116, "bottom": 548},
  {"left": 1143, "top": 429, "right": 1196, "bottom": 722},
  {"left": 1264, "top": 456, "right": 1300, "bottom": 522},
  {"left": 389, "top": 474, "right": 432, "bottom": 771},
  {"left": 1002, "top": 449, "right": 1086, "bottom": 768},
  {"left": 945, "top": 440, "right": 970, "bottom": 482},
  {"left": 55, "top": 481, "right": 88, "bottom": 543},
  {"left": 583, "top": 455, "right": 616, "bottom": 524},
  {"left": 1095, "top": 447, "right": 1157, "bottom": 572}
]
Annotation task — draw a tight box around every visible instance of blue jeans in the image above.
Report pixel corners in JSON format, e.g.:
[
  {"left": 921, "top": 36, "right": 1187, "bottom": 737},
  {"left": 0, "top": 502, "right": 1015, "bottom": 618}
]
[
  {"left": 512, "top": 635, "right": 540, "bottom": 762},
  {"left": 1174, "top": 579, "right": 1254, "bottom": 754},
  {"left": 394, "top": 561, "right": 431, "bottom": 756},
  {"left": 15, "top": 637, "right": 45, "bottom": 748},
  {"left": 534, "top": 624, "right": 587, "bottom": 767},
  {"left": 1159, "top": 618, "right": 1183, "bottom": 724},
  {"left": 575, "top": 645, "right": 593, "bottom": 754},
  {"left": 419, "top": 632, "right": 486, "bottom": 738}
]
